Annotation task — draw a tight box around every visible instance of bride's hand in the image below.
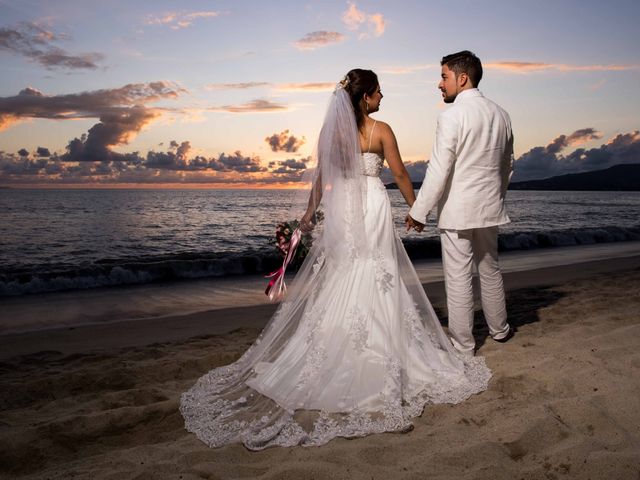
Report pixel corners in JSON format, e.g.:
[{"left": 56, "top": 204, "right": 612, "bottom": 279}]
[
  {"left": 405, "top": 214, "right": 425, "bottom": 233},
  {"left": 300, "top": 212, "right": 315, "bottom": 233}
]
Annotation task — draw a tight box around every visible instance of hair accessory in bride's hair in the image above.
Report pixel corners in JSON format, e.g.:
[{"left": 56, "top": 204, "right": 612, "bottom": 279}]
[{"left": 336, "top": 75, "right": 350, "bottom": 90}]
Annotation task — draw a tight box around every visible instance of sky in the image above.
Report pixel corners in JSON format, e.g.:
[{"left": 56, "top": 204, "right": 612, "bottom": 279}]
[{"left": 0, "top": 0, "right": 639, "bottom": 188}]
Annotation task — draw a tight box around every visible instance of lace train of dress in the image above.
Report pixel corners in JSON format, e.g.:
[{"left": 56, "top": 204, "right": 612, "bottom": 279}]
[{"left": 180, "top": 153, "right": 492, "bottom": 450}]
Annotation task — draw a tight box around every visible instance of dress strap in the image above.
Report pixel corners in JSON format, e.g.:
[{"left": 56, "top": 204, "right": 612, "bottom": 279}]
[{"left": 367, "top": 120, "right": 377, "bottom": 153}]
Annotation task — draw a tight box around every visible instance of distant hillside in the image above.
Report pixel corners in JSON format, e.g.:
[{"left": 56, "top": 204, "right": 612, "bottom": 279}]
[
  {"left": 386, "top": 164, "right": 640, "bottom": 191},
  {"left": 509, "top": 164, "right": 640, "bottom": 191}
]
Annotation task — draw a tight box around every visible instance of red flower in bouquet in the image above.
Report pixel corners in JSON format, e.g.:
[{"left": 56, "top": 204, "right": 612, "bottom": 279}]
[
  {"left": 271, "top": 219, "right": 312, "bottom": 266},
  {"left": 265, "top": 213, "right": 323, "bottom": 301}
]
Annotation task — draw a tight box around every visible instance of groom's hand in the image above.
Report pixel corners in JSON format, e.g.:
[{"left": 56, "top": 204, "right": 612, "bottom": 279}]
[{"left": 405, "top": 214, "right": 425, "bottom": 233}]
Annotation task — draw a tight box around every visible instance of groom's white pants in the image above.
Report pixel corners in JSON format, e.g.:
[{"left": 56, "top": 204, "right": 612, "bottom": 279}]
[{"left": 440, "top": 227, "right": 510, "bottom": 354}]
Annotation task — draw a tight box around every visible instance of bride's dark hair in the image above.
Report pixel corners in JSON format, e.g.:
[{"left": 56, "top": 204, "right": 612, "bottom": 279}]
[{"left": 344, "top": 69, "right": 378, "bottom": 131}]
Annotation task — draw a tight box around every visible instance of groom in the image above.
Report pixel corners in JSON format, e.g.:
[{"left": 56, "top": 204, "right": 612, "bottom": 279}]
[{"left": 407, "top": 50, "right": 514, "bottom": 356}]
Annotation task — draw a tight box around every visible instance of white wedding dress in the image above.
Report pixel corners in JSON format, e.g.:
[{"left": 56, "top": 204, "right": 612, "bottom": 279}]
[{"left": 180, "top": 149, "right": 492, "bottom": 450}]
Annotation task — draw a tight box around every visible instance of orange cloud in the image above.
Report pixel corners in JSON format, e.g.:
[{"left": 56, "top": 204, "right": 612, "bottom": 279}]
[
  {"left": 293, "top": 31, "right": 346, "bottom": 51},
  {"left": 545, "top": 128, "right": 603, "bottom": 154},
  {"left": 589, "top": 79, "right": 607, "bottom": 91},
  {"left": 485, "top": 62, "right": 640, "bottom": 74},
  {"left": 368, "top": 13, "right": 385, "bottom": 36},
  {"left": 145, "top": 11, "right": 220, "bottom": 29},
  {"left": 342, "top": 2, "right": 385, "bottom": 38},
  {"left": 343, "top": 2, "right": 366, "bottom": 30},
  {"left": 265, "top": 130, "right": 306, "bottom": 152},
  {"left": 211, "top": 99, "right": 288, "bottom": 113},
  {"left": 0, "top": 82, "right": 183, "bottom": 136},
  {"left": 0, "top": 113, "right": 20, "bottom": 131},
  {"left": 0, "top": 22, "right": 104, "bottom": 70},
  {"left": 205, "top": 82, "right": 271, "bottom": 90},
  {"left": 275, "top": 82, "right": 334, "bottom": 92},
  {"left": 605, "top": 129, "right": 640, "bottom": 146},
  {"left": 205, "top": 82, "right": 333, "bottom": 92}
]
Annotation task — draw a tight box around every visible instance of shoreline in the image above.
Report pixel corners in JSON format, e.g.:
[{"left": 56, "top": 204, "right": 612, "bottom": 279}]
[
  {"left": 2, "top": 248, "right": 640, "bottom": 361},
  {"left": 1, "top": 223, "right": 639, "bottom": 298},
  {"left": 2, "top": 241, "right": 640, "bottom": 336}
]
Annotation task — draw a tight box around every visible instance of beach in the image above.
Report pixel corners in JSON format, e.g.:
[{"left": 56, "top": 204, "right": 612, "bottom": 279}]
[{"left": 1, "top": 248, "right": 640, "bottom": 479}]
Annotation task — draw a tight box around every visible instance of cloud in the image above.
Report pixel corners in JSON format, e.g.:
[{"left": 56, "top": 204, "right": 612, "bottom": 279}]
[
  {"left": 145, "top": 11, "right": 220, "bottom": 30},
  {"left": 275, "top": 82, "right": 334, "bottom": 92},
  {"left": 545, "top": 128, "right": 603, "bottom": 154},
  {"left": 268, "top": 156, "right": 312, "bottom": 181},
  {"left": 513, "top": 129, "right": 640, "bottom": 181},
  {"left": 205, "top": 82, "right": 271, "bottom": 90},
  {"left": 342, "top": 2, "right": 385, "bottom": 39},
  {"left": 293, "top": 31, "right": 346, "bottom": 51},
  {"left": 0, "top": 152, "right": 50, "bottom": 176},
  {"left": 589, "top": 79, "right": 607, "bottom": 91},
  {"left": 145, "top": 141, "right": 200, "bottom": 170},
  {"left": 36, "top": 147, "right": 51, "bottom": 157},
  {"left": 0, "top": 22, "right": 104, "bottom": 70},
  {"left": 0, "top": 81, "right": 183, "bottom": 130},
  {"left": 211, "top": 99, "right": 288, "bottom": 113},
  {"left": 342, "top": 2, "right": 366, "bottom": 30},
  {"left": 62, "top": 107, "right": 159, "bottom": 162},
  {"left": 0, "top": 145, "right": 272, "bottom": 185},
  {"left": 485, "top": 61, "right": 640, "bottom": 74},
  {"left": 206, "top": 81, "right": 334, "bottom": 92},
  {"left": 265, "top": 130, "right": 306, "bottom": 152},
  {"left": 0, "top": 81, "right": 184, "bottom": 164},
  {"left": 209, "top": 151, "right": 267, "bottom": 172}
]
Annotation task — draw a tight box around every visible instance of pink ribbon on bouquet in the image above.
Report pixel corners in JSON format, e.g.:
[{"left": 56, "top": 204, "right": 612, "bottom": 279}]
[{"left": 265, "top": 228, "right": 302, "bottom": 302}]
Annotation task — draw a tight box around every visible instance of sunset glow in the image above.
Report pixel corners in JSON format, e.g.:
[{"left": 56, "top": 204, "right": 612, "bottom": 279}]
[{"left": 1, "top": 0, "right": 639, "bottom": 187}]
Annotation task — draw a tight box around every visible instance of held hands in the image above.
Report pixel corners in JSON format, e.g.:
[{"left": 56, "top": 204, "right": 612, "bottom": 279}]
[{"left": 405, "top": 214, "right": 425, "bottom": 233}]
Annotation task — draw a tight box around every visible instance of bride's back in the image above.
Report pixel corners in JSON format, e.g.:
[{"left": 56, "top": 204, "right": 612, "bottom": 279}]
[{"left": 359, "top": 117, "right": 385, "bottom": 156}]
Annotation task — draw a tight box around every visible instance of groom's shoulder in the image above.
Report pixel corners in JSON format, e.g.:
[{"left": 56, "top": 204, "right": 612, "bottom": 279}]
[
  {"left": 485, "top": 97, "right": 512, "bottom": 123},
  {"left": 480, "top": 94, "right": 510, "bottom": 115},
  {"left": 437, "top": 103, "right": 463, "bottom": 122},
  {"left": 467, "top": 95, "right": 512, "bottom": 123}
]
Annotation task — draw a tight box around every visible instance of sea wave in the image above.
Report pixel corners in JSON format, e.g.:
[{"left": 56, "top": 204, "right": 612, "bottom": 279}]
[
  {"left": 1, "top": 225, "right": 639, "bottom": 297},
  {"left": 0, "top": 252, "right": 282, "bottom": 297}
]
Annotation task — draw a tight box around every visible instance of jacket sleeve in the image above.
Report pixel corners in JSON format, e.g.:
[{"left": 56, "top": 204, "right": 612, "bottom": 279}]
[
  {"left": 501, "top": 127, "right": 514, "bottom": 198},
  {"left": 409, "top": 111, "right": 459, "bottom": 223}
]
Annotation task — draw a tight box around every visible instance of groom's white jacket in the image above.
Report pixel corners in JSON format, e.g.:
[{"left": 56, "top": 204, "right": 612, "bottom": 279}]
[{"left": 409, "top": 88, "right": 514, "bottom": 230}]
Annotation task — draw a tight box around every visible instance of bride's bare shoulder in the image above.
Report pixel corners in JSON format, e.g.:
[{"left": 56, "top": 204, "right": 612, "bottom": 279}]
[{"left": 374, "top": 121, "right": 398, "bottom": 141}]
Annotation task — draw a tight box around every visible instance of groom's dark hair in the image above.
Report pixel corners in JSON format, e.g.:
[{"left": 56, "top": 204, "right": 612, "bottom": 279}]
[{"left": 441, "top": 50, "right": 483, "bottom": 87}]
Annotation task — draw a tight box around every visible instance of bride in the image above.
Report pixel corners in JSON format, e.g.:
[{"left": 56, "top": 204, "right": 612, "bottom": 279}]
[{"left": 180, "top": 69, "right": 492, "bottom": 450}]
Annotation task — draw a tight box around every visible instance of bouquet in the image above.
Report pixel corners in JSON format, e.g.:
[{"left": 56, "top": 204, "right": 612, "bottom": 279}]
[
  {"left": 272, "top": 220, "right": 312, "bottom": 266},
  {"left": 265, "top": 213, "right": 322, "bottom": 301}
]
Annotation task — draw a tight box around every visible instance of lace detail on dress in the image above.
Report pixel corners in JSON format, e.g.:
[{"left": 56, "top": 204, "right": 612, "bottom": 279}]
[
  {"left": 295, "top": 345, "right": 327, "bottom": 390},
  {"left": 343, "top": 181, "right": 360, "bottom": 261},
  {"left": 180, "top": 351, "right": 492, "bottom": 450},
  {"left": 374, "top": 251, "right": 394, "bottom": 293},
  {"left": 304, "top": 305, "right": 327, "bottom": 344},
  {"left": 347, "top": 307, "right": 368, "bottom": 353},
  {"left": 403, "top": 305, "right": 422, "bottom": 339},
  {"left": 403, "top": 305, "right": 444, "bottom": 350}
]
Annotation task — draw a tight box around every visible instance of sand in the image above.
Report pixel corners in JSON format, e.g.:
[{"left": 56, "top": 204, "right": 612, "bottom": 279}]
[{"left": 1, "top": 257, "right": 640, "bottom": 479}]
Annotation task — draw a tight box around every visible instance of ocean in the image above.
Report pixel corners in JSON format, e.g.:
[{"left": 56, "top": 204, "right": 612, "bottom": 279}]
[{"left": 1, "top": 188, "right": 639, "bottom": 297}]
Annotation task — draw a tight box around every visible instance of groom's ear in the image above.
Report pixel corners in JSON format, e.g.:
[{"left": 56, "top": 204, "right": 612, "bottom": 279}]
[{"left": 458, "top": 72, "right": 469, "bottom": 87}]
